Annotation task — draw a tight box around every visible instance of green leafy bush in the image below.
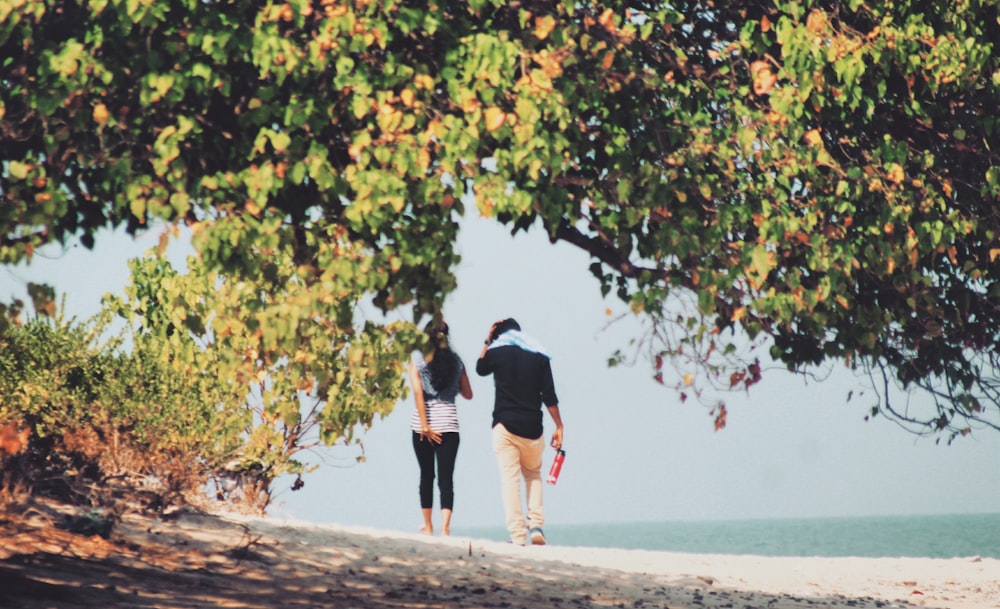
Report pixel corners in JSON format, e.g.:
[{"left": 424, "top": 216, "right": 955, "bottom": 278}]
[{"left": 0, "top": 297, "right": 244, "bottom": 512}]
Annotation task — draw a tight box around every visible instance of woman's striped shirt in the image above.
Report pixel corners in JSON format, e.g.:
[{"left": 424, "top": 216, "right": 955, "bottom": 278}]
[{"left": 410, "top": 352, "right": 465, "bottom": 434}]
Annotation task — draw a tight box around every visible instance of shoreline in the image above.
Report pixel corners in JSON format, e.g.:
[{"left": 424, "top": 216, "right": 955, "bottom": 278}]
[
  {"left": 2, "top": 506, "right": 998, "bottom": 609},
  {"left": 446, "top": 512, "right": 1000, "bottom": 561}
]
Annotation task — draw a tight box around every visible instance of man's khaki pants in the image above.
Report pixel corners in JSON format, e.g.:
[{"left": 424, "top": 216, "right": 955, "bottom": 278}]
[{"left": 492, "top": 423, "right": 544, "bottom": 545}]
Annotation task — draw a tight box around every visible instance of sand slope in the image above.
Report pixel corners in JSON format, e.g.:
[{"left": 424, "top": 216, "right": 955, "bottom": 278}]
[{"left": 1, "top": 506, "right": 997, "bottom": 609}]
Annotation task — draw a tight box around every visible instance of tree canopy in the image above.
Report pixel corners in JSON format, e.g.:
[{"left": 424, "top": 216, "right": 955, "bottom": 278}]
[{"left": 2, "top": 0, "right": 999, "bottom": 480}]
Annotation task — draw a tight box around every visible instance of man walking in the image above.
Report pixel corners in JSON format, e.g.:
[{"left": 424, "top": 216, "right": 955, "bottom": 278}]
[{"left": 476, "top": 318, "right": 564, "bottom": 546}]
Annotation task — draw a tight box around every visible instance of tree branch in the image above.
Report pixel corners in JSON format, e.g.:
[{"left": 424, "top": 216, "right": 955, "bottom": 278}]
[{"left": 550, "top": 220, "right": 681, "bottom": 284}]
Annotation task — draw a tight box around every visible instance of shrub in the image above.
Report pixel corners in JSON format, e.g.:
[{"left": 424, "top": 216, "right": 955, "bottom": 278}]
[{"left": 0, "top": 304, "right": 244, "bottom": 514}]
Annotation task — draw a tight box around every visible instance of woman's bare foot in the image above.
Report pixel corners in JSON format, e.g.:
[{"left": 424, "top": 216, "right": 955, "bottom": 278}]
[
  {"left": 420, "top": 508, "right": 434, "bottom": 535},
  {"left": 440, "top": 509, "right": 452, "bottom": 538}
]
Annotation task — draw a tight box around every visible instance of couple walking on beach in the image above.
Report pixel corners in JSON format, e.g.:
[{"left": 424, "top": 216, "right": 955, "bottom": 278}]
[{"left": 409, "top": 317, "right": 564, "bottom": 546}]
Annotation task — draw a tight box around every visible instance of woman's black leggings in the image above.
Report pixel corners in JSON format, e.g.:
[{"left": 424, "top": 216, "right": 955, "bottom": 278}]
[{"left": 412, "top": 431, "right": 460, "bottom": 510}]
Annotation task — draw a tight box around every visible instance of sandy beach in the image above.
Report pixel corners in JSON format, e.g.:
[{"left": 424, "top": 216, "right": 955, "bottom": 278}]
[{"left": 1, "top": 504, "right": 997, "bottom": 609}]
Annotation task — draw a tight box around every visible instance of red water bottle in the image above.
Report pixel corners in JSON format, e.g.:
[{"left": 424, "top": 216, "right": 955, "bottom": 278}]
[{"left": 546, "top": 449, "right": 566, "bottom": 485}]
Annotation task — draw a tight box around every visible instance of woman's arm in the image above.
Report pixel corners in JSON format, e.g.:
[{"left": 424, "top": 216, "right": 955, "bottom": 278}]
[
  {"left": 409, "top": 359, "right": 441, "bottom": 444},
  {"left": 458, "top": 367, "right": 473, "bottom": 400}
]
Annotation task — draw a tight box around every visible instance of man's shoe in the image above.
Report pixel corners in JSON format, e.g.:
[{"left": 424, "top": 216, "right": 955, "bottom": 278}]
[{"left": 529, "top": 527, "right": 546, "bottom": 545}]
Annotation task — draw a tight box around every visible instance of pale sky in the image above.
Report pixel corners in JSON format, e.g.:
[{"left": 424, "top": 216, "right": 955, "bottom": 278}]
[{"left": 4, "top": 213, "right": 1000, "bottom": 531}]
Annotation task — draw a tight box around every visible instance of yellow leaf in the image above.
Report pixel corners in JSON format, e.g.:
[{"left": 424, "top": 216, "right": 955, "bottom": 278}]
[
  {"left": 528, "top": 158, "right": 543, "bottom": 180},
  {"left": 804, "top": 128, "right": 823, "bottom": 147},
  {"left": 484, "top": 106, "right": 506, "bottom": 132},
  {"left": 417, "top": 147, "right": 431, "bottom": 171},
  {"left": 598, "top": 8, "right": 614, "bottom": 28},
  {"left": 535, "top": 49, "right": 564, "bottom": 78},
  {"left": 400, "top": 88, "right": 414, "bottom": 107},
  {"left": 731, "top": 306, "right": 746, "bottom": 322},
  {"left": 8, "top": 161, "right": 30, "bottom": 180},
  {"left": 806, "top": 9, "right": 828, "bottom": 34},
  {"left": 461, "top": 95, "right": 480, "bottom": 114},
  {"left": 92, "top": 103, "right": 110, "bottom": 125},
  {"left": 424, "top": 118, "right": 443, "bottom": 139},
  {"left": 534, "top": 15, "right": 556, "bottom": 40},
  {"left": 886, "top": 163, "right": 905, "bottom": 184},
  {"left": 751, "top": 60, "right": 778, "bottom": 96},
  {"left": 683, "top": 373, "right": 694, "bottom": 386},
  {"left": 414, "top": 74, "right": 434, "bottom": 90}
]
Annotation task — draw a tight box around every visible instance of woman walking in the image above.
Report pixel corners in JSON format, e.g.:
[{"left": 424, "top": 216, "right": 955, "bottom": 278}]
[{"left": 409, "top": 320, "right": 473, "bottom": 536}]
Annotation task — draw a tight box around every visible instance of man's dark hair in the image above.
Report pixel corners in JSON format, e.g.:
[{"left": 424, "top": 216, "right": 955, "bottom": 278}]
[{"left": 493, "top": 318, "right": 521, "bottom": 339}]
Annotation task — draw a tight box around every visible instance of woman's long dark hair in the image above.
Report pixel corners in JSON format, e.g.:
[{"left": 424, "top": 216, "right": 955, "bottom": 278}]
[{"left": 425, "top": 321, "right": 459, "bottom": 391}]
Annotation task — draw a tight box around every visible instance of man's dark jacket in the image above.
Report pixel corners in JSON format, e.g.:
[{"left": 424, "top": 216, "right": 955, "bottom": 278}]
[{"left": 477, "top": 344, "right": 558, "bottom": 439}]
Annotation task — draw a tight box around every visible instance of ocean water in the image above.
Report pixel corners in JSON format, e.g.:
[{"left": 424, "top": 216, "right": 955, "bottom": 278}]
[{"left": 454, "top": 513, "right": 1000, "bottom": 559}]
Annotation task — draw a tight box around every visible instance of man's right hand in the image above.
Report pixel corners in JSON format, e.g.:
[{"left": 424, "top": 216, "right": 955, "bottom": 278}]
[
  {"left": 550, "top": 426, "right": 563, "bottom": 450},
  {"left": 485, "top": 320, "right": 501, "bottom": 344}
]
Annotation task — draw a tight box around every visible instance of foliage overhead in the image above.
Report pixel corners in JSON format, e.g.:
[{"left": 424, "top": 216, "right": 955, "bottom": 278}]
[
  {"left": 2, "top": 0, "right": 1000, "bottom": 446},
  {"left": 107, "top": 254, "right": 418, "bottom": 500}
]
